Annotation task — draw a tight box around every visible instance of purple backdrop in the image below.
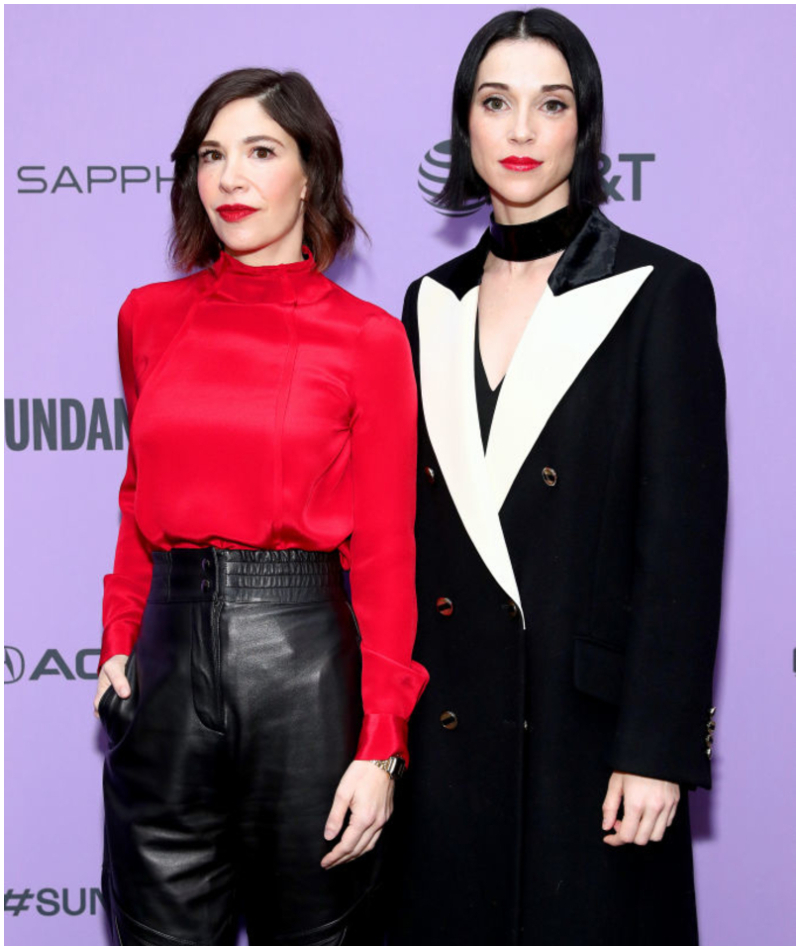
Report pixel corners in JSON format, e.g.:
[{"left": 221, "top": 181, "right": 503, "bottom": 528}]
[{"left": 4, "top": 4, "right": 795, "bottom": 946}]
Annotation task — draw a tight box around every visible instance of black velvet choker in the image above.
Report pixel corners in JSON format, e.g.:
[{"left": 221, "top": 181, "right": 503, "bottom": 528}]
[{"left": 488, "top": 206, "right": 588, "bottom": 262}]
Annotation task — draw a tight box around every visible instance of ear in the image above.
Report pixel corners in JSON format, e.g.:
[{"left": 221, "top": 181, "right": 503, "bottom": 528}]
[{"left": 300, "top": 177, "right": 309, "bottom": 202}]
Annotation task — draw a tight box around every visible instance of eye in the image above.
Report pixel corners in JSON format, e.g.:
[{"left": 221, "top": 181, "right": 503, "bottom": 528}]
[
  {"left": 252, "top": 145, "right": 276, "bottom": 159},
  {"left": 542, "top": 99, "right": 567, "bottom": 115},
  {"left": 482, "top": 95, "right": 508, "bottom": 113},
  {"left": 199, "top": 148, "right": 223, "bottom": 163}
]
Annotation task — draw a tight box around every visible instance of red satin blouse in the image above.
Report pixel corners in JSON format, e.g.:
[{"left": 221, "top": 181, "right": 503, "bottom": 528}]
[{"left": 100, "top": 250, "right": 429, "bottom": 763}]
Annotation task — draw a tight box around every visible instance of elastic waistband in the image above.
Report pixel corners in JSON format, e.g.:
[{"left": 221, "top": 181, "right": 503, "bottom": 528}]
[{"left": 149, "top": 547, "right": 344, "bottom": 604}]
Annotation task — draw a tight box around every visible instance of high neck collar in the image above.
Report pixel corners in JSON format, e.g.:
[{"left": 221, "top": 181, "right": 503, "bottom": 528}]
[
  {"left": 488, "top": 206, "right": 588, "bottom": 262},
  {"left": 207, "top": 247, "right": 318, "bottom": 303}
]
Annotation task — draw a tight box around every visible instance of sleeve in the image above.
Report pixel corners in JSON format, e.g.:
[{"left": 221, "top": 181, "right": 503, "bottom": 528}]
[
  {"left": 349, "top": 313, "right": 430, "bottom": 766},
  {"left": 99, "top": 291, "right": 154, "bottom": 670},
  {"left": 610, "top": 262, "right": 728, "bottom": 789}
]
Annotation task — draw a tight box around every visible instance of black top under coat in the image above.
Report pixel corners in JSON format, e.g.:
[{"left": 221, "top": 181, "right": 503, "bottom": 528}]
[{"left": 475, "top": 321, "right": 504, "bottom": 452}]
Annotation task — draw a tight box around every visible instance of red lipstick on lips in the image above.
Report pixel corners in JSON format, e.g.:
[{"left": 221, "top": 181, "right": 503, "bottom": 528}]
[
  {"left": 500, "top": 156, "right": 543, "bottom": 172},
  {"left": 216, "top": 204, "right": 257, "bottom": 222}
]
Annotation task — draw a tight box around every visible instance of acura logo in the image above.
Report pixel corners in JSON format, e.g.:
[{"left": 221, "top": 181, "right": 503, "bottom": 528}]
[{"left": 4, "top": 646, "right": 25, "bottom": 684}]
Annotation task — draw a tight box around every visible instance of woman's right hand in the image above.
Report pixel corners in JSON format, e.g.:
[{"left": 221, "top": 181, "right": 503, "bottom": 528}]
[{"left": 93, "top": 654, "right": 131, "bottom": 718}]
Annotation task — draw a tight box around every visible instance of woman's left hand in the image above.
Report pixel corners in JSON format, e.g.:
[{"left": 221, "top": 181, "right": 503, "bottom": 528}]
[
  {"left": 602, "top": 771, "right": 680, "bottom": 846},
  {"left": 320, "top": 760, "right": 395, "bottom": 869}
]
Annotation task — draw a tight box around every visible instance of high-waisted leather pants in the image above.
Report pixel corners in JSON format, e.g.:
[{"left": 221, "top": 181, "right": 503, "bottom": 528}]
[{"left": 101, "top": 548, "right": 378, "bottom": 946}]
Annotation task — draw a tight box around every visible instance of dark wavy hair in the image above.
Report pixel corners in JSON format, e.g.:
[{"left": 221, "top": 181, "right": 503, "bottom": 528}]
[
  {"left": 437, "top": 8, "right": 607, "bottom": 215},
  {"left": 169, "top": 68, "right": 361, "bottom": 272}
]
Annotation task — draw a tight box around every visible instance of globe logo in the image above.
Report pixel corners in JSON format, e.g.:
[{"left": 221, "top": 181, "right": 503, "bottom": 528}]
[
  {"left": 418, "top": 140, "right": 487, "bottom": 217},
  {"left": 4, "top": 646, "right": 25, "bottom": 684}
]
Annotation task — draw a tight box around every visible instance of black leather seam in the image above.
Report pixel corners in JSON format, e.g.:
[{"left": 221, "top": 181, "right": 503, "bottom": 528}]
[{"left": 113, "top": 901, "right": 198, "bottom": 946}]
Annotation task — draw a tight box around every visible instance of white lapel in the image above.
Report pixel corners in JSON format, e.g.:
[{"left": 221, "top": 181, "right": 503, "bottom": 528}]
[
  {"left": 486, "top": 266, "right": 654, "bottom": 511},
  {"left": 417, "top": 277, "right": 525, "bottom": 624}
]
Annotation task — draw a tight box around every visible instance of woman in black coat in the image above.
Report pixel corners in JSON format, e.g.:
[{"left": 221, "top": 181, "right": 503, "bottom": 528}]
[{"left": 387, "top": 8, "right": 727, "bottom": 947}]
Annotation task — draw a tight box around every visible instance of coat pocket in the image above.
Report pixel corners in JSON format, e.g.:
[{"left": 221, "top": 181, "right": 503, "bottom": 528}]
[{"left": 573, "top": 636, "right": 625, "bottom": 706}]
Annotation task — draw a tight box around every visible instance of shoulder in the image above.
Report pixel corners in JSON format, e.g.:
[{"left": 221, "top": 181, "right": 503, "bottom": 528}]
[
  {"left": 119, "top": 269, "right": 210, "bottom": 330},
  {"left": 614, "top": 229, "right": 719, "bottom": 357},
  {"left": 405, "top": 242, "right": 485, "bottom": 305},
  {"left": 615, "top": 228, "right": 714, "bottom": 298},
  {"left": 316, "top": 274, "right": 406, "bottom": 344}
]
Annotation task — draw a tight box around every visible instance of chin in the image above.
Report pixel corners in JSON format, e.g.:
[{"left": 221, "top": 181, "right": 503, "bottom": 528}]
[{"left": 489, "top": 183, "right": 550, "bottom": 209}]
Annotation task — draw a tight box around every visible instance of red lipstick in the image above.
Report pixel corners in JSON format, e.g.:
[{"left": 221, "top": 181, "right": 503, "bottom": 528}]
[
  {"left": 216, "top": 204, "right": 257, "bottom": 222},
  {"left": 500, "top": 156, "right": 543, "bottom": 172}
]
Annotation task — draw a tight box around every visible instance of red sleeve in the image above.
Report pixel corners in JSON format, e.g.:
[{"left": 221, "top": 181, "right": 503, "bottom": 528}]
[
  {"left": 349, "top": 314, "right": 429, "bottom": 765},
  {"left": 99, "top": 291, "right": 153, "bottom": 669}
]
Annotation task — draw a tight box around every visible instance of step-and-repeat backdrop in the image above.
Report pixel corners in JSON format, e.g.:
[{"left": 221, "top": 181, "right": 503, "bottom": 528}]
[{"left": 5, "top": 5, "right": 795, "bottom": 946}]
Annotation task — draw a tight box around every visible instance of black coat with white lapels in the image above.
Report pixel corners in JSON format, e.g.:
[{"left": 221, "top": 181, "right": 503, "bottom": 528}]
[{"left": 387, "top": 209, "right": 727, "bottom": 947}]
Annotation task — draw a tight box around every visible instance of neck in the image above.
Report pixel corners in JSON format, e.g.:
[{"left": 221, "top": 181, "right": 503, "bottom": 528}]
[
  {"left": 225, "top": 241, "right": 305, "bottom": 268},
  {"left": 223, "top": 216, "right": 306, "bottom": 268},
  {"left": 490, "top": 180, "right": 571, "bottom": 226},
  {"left": 487, "top": 204, "right": 587, "bottom": 265}
]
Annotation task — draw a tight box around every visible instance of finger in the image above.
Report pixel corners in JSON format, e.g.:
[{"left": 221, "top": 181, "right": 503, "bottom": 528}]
[
  {"left": 321, "top": 815, "right": 372, "bottom": 868},
  {"left": 106, "top": 667, "right": 131, "bottom": 699},
  {"left": 603, "top": 819, "right": 625, "bottom": 847},
  {"left": 326, "top": 823, "right": 375, "bottom": 868},
  {"left": 634, "top": 805, "right": 660, "bottom": 845},
  {"left": 666, "top": 797, "right": 679, "bottom": 827},
  {"left": 346, "top": 810, "right": 385, "bottom": 862},
  {"left": 93, "top": 672, "right": 113, "bottom": 715},
  {"left": 602, "top": 780, "right": 623, "bottom": 831},
  {"left": 617, "top": 800, "right": 643, "bottom": 845},
  {"left": 362, "top": 824, "right": 385, "bottom": 854},
  {"left": 323, "top": 791, "right": 351, "bottom": 842},
  {"left": 650, "top": 805, "right": 670, "bottom": 843}
]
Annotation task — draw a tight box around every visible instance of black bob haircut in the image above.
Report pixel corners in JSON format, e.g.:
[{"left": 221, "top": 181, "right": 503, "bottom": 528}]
[{"left": 436, "top": 7, "right": 607, "bottom": 215}]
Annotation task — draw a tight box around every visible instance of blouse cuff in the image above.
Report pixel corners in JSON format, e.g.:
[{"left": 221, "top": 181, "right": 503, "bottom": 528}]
[
  {"left": 98, "top": 622, "right": 139, "bottom": 672},
  {"left": 360, "top": 647, "right": 430, "bottom": 719},
  {"left": 355, "top": 714, "right": 410, "bottom": 766}
]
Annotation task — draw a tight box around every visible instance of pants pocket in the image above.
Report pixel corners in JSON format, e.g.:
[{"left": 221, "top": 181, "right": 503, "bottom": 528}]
[{"left": 101, "top": 650, "right": 138, "bottom": 748}]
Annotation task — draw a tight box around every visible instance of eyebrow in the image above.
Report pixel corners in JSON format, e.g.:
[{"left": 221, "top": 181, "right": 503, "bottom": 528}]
[
  {"left": 199, "top": 134, "right": 283, "bottom": 148},
  {"left": 476, "top": 81, "right": 574, "bottom": 95}
]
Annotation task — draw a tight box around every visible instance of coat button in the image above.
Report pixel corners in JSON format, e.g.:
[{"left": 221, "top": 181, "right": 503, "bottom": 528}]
[
  {"left": 201, "top": 557, "right": 211, "bottom": 572},
  {"left": 436, "top": 597, "right": 454, "bottom": 617},
  {"left": 504, "top": 599, "right": 519, "bottom": 619},
  {"left": 440, "top": 710, "right": 458, "bottom": 730},
  {"left": 200, "top": 579, "right": 211, "bottom": 592},
  {"left": 424, "top": 466, "right": 436, "bottom": 485},
  {"left": 542, "top": 467, "right": 558, "bottom": 487}
]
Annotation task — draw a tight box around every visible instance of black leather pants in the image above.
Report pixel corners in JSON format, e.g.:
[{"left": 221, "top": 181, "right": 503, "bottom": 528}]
[{"left": 101, "top": 548, "right": 377, "bottom": 946}]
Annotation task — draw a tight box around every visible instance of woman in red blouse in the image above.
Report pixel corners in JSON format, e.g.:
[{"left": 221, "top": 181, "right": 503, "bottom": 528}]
[{"left": 93, "top": 68, "right": 428, "bottom": 946}]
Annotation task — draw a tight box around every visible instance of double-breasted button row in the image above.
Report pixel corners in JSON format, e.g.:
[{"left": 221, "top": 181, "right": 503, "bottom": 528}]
[
  {"left": 437, "top": 596, "right": 520, "bottom": 620},
  {"left": 705, "top": 706, "right": 717, "bottom": 759},
  {"left": 439, "top": 711, "right": 529, "bottom": 732}
]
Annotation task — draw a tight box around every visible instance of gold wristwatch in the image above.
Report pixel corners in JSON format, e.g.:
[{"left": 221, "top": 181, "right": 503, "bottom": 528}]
[{"left": 371, "top": 755, "right": 406, "bottom": 780}]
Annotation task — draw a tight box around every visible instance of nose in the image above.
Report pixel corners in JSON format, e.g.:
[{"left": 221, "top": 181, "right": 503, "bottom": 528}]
[
  {"left": 218, "top": 156, "right": 246, "bottom": 194},
  {"left": 509, "top": 108, "right": 536, "bottom": 145}
]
